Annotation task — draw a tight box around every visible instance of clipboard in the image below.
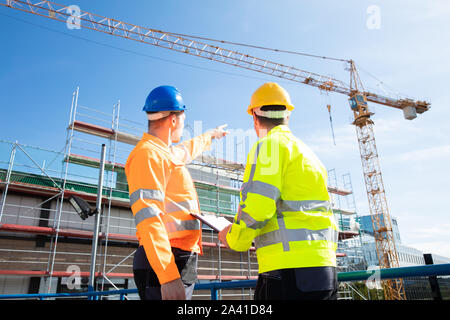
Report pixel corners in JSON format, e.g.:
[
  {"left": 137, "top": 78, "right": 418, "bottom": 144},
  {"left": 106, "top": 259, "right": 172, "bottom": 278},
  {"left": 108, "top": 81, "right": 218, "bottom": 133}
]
[{"left": 191, "top": 213, "right": 232, "bottom": 232}]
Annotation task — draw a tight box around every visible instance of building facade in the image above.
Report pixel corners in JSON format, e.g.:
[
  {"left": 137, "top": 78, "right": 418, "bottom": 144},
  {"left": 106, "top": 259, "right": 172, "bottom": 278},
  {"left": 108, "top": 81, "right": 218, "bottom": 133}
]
[{"left": 358, "top": 214, "right": 450, "bottom": 299}]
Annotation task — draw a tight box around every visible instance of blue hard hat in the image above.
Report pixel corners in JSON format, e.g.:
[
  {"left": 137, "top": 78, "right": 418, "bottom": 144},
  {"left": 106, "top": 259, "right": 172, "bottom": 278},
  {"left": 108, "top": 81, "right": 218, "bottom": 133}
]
[{"left": 143, "top": 85, "right": 186, "bottom": 112}]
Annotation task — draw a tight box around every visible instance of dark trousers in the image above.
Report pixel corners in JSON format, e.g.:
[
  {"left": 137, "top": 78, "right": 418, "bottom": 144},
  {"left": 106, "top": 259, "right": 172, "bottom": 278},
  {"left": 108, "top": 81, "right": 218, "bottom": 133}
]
[
  {"left": 133, "top": 246, "right": 198, "bottom": 300},
  {"left": 254, "top": 266, "right": 338, "bottom": 300}
]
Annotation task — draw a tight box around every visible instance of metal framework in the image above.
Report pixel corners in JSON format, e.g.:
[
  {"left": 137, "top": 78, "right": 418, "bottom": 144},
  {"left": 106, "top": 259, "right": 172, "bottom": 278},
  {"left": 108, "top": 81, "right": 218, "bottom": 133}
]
[
  {"left": 349, "top": 62, "right": 405, "bottom": 299},
  {"left": 1, "top": 0, "right": 432, "bottom": 299},
  {"left": 354, "top": 120, "right": 404, "bottom": 299},
  {"left": 0, "top": 88, "right": 258, "bottom": 299},
  {"left": 328, "top": 169, "right": 368, "bottom": 299},
  {"left": 64, "top": 89, "right": 260, "bottom": 298},
  {"left": 1, "top": 0, "right": 429, "bottom": 113}
]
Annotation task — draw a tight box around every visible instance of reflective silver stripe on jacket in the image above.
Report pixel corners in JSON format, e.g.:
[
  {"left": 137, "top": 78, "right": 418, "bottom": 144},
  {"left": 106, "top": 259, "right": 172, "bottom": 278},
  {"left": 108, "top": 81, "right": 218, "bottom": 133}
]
[
  {"left": 238, "top": 141, "right": 279, "bottom": 223},
  {"left": 238, "top": 200, "right": 330, "bottom": 231},
  {"left": 277, "top": 200, "right": 331, "bottom": 213},
  {"left": 239, "top": 139, "right": 336, "bottom": 250},
  {"left": 249, "top": 199, "right": 335, "bottom": 251},
  {"left": 129, "top": 188, "right": 164, "bottom": 206},
  {"left": 254, "top": 224, "right": 339, "bottom": 251},
  {"left": 165, "top": 199, "right": 199, "bottom": 213},
  {"left": 134, "top": 206, "right": 161, "bottom": 226},
  {"left": 238, "top": 207, "right": 271, "bottom": 230},
  {"left": 165, "top": 218, "right": 201, "bottom": 233},
  {"left": 241, "top": 180, "right": 281, "bottom": 201},
  {"left": 240, "top": 142, "right": 263, "bottom": 205}
]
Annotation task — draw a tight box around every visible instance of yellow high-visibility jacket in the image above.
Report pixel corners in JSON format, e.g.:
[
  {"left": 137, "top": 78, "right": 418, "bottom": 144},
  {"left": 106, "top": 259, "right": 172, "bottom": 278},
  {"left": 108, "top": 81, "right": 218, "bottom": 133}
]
[
  {"left": 226, "top": 125, "right": 338, "bottom": 273},
  {"left": 125, "top": 132, "right": 211, "bottom": 284}
]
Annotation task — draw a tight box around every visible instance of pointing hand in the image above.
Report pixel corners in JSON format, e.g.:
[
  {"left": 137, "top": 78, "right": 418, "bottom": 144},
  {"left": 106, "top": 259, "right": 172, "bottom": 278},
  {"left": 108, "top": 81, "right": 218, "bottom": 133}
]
[{"left": 210, "top": 124, "right": 229, "bottom": 140}]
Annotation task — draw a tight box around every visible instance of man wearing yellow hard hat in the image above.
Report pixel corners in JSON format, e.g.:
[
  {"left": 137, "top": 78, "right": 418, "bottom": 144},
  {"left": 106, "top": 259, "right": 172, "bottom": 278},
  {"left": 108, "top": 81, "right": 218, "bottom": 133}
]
[{"left": 219, "top": 82, "right": 338, "bottom": 300}]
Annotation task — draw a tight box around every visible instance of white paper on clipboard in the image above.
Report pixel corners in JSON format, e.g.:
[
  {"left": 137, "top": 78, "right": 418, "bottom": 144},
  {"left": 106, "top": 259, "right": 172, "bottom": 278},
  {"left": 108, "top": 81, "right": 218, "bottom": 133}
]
[{"left": 191, "top": 213, "right": 232, "bottom": 232}]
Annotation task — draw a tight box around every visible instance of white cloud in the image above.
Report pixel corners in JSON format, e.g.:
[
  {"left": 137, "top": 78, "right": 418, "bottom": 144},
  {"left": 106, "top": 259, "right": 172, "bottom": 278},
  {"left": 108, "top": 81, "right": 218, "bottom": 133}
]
[
  {"left": 411, "top": 223, "right": 450, "bottom": 239},
  {"left": 408, "top": 241, "right": 450, "bottom": 259},
  {"left": 385, "top": 144, "right": 450, "bottom": 164},
  {"left": 403, "top": 1, "right": 450, "bottom": 22},
  {"left": 398, "top": 218, "right": 450, "bottom": 258},
  {"left": 304, "top": 124, "right": 357, "bottom": 159}
]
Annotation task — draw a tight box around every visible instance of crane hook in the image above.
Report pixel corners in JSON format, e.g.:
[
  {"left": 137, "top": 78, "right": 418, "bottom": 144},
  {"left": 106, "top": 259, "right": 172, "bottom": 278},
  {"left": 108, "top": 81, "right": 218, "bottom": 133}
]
[{"left": 327, "top": 104, "right": 336, "bottom": 146}]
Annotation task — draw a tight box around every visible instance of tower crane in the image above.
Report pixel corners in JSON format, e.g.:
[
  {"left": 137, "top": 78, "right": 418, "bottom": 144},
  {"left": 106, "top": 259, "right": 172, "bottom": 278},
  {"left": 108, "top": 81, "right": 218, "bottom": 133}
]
[{"left": 1, "top": 0, "right": 431, "bottom": 300}]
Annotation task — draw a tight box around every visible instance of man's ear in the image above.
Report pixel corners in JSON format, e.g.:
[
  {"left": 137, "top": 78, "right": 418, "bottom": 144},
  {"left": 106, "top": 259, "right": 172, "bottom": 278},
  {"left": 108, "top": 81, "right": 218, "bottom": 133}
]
[{"left": 170, "top": 113, "right": 177, "bottom": 127}]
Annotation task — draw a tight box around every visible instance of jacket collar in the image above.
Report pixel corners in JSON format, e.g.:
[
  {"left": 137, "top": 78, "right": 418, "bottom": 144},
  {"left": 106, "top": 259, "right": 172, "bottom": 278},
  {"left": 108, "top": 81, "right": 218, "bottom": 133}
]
[
  {"left": 267, "top": 125, "right": 291, "bottom": 136},
  {"left": 141, "top": 132, "right": 172, "bottom": 155},
  {"left": 141, "top": 133, "right": 184, "bottom": 165},
  {"left": 142, "top": 132, "right": 168, "bottom": 147}
]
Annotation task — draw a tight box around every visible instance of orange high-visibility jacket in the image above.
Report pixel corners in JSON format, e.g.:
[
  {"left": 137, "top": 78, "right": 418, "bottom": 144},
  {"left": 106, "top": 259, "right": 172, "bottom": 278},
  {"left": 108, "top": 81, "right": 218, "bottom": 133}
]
[
  {"left": 166, "top": 133, "right": 212, "bottom": 254},
  {"left": 125, "top": 132, "right": 212, "bottom": 284}
]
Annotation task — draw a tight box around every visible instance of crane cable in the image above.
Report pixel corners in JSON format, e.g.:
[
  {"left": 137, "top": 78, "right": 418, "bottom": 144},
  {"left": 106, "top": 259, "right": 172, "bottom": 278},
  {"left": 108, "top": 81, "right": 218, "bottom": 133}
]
[
  {"left": 325, "top": 92, "right": 336, "bottom": 146},
  {"left": 163, "top": 30, "right": 351, "bottom": 63},
  {"left": 0, "top": 12, "right": 299, "bottom": 86}
]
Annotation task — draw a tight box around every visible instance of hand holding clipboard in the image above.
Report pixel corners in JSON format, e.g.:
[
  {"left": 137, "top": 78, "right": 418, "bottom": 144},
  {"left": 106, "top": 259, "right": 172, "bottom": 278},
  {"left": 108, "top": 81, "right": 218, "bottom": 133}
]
[{"left": 190, "top": 213, "right": 232, "bottom": 232}]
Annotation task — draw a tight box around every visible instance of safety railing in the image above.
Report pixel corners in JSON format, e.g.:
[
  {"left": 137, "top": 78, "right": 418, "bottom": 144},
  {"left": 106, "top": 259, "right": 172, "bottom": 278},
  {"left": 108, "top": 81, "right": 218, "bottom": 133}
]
[
  {"left": 0, "top": 263, "right": 449, "bottom": 300},
  {"left": 0, "top": 288, "right": 137, "bottom": 300}
]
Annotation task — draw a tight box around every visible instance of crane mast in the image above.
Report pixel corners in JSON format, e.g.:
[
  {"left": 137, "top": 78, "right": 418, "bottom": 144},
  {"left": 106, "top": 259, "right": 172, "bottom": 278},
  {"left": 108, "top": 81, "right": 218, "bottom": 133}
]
[
  {"left": 2, "top": 0, "right": 431, "bottom": 300},
  {"left": 349, "top": 61, "right": 405, "bottom": 299}
]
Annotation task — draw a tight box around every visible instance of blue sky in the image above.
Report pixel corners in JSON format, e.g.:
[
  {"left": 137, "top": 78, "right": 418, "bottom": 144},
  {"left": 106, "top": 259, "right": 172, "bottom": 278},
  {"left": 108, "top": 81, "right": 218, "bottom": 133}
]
[{"left": 1, "top": 1, "right": 449, "bottom": 257}]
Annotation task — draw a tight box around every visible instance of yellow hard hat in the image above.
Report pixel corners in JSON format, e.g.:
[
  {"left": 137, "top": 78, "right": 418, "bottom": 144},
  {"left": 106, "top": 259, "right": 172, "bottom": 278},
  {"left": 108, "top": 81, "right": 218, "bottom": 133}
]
[{"left": 247, "top": 82, "right": 295, "bottom": 115}]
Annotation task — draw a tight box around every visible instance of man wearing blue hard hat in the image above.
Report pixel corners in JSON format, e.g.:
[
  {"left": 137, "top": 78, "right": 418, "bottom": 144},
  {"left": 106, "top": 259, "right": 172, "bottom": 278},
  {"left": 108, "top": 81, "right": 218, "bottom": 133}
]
[{"left": 125, "top": 85, "right": 228, "bottom": 300}]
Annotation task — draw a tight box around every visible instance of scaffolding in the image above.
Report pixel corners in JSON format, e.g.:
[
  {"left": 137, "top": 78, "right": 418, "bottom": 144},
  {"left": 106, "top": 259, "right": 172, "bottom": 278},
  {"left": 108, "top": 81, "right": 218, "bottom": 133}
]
[
  {"left": 328, "top": 168, "right": 368, "bottom": 299},
  {"left": 0, "top": 87, "right": 365, "bottom": 299}
]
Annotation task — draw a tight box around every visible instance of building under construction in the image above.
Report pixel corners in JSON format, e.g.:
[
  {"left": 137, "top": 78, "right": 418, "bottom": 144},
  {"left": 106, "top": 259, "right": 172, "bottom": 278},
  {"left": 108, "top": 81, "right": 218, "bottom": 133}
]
[{"left": 0, "top": 88, "right": 366, "bottom": 299}]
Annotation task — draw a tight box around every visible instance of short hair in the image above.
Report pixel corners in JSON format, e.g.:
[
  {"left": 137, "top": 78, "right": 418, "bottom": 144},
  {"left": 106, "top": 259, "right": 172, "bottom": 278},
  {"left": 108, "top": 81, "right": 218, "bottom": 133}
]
[
  {"left": 147, "top": 111, "right": 184, "bottom": 129},
  {"left": 254, "top": 105, "right": 289, "bottom": 127}
]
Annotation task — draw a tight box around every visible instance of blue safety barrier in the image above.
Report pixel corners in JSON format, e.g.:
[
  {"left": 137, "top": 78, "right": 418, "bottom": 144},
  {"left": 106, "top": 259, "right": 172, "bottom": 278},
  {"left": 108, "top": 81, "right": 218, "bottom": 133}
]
[
  {"left": 195, "top": 279, "right": 257, "bottom": 300},
  {"left": 337, "top": 262, "right": 450, "bottom": 282},
  {"left": 0, "top": 288, "right": 138, "bottom": 300},
  {"left": 0, "top": 263, "right": 449, "bottom": 300}
]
